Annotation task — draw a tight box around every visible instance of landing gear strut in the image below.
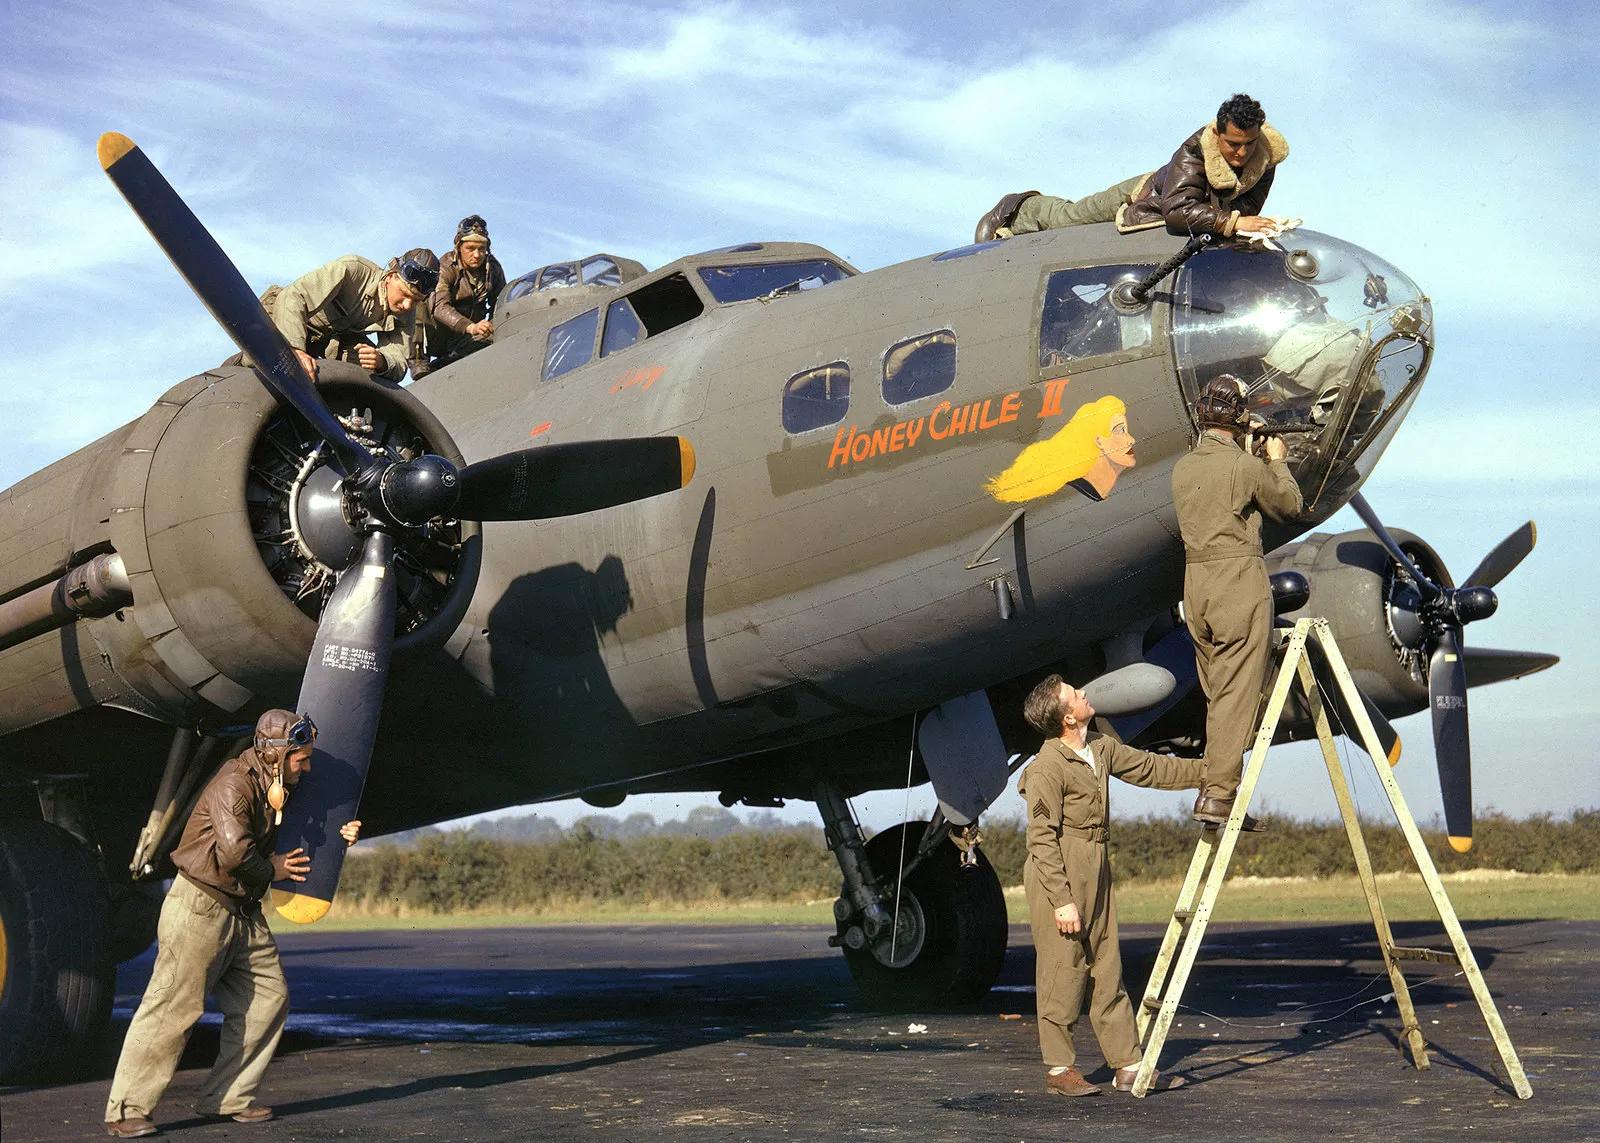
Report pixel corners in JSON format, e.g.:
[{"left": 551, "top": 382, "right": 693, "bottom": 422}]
[{"left": 815, "top": 782, "right": 1008, "bottom": 1009}]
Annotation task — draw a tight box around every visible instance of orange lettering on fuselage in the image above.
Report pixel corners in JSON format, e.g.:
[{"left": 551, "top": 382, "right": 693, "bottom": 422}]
[
  {"left": 821, "top": 383, "right": 1068, "bottom": 472},
  {"left": 1039, "top": 376, "right": 1070, "bottom": 418},
  {"left": 610, "top": 364, "right": 666, "bottom": 394}
]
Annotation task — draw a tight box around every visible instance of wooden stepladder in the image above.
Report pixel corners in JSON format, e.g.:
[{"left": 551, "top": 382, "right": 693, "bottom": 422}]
[{"left": 1128, "top": 617, "right": 1532, "bottom": 1100}]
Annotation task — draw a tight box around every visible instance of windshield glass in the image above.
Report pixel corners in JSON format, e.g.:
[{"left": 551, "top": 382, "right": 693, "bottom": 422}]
[
  {"left": 698, "top": 259, "right": 849, "bottom": 303},
  {"left": 1171, "top": 230, "right": 1432, "bottom": 506}
]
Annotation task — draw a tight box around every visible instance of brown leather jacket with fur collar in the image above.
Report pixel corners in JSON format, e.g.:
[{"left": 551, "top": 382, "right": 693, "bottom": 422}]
[
  {"left": 1117, "top": 123, "right": 1289, "bottom": 238},
  {"left": 170, "top": 749, "right": 279, "bottom": 909},
  {"left": 429, "top": 248, "right": 507, "bottom": 334}
]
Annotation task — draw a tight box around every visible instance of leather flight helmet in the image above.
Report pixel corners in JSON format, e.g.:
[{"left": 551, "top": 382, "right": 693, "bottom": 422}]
[
  {"left": 1194, "top": 373, "right": 1250, "bottom": 430},
  {"left": 455, "top": 214, "right": 490, "bottom": 248},
  {"left": 394, "top": 247, "right": 441, "bottom": 296}
]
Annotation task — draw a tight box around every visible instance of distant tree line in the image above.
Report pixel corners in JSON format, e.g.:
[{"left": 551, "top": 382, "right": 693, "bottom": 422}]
[
  {"left": 380, "top": 806, "right": 808, "bottom": 848},
  {"left": 338, "top": 810, "right": 1600, "bottom": 915}
]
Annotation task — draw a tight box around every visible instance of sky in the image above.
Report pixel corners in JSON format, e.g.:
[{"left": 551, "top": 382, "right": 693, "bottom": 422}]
[{"left": 1, "top": 0, "right": 1596, "bottom": 835}]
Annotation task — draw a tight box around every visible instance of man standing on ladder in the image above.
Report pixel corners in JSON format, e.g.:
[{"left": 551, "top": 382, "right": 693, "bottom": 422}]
[{"left": 1172, "top": 374, "right": 1304, "bottom": 829}]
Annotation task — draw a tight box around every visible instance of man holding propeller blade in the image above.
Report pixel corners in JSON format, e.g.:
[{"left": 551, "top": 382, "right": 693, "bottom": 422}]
[{"left": 104, "top": 710, "right": 360, "bottom": 1138}]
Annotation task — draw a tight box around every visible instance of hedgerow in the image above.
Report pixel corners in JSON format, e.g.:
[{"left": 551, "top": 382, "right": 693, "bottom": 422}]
[{"left": 337, "top": 810, "right": 1600, "bottom": 915}]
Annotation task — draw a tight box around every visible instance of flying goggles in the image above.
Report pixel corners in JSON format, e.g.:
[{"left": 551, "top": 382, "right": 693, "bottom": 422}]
[
  {"left": 261, "top": 712, "right": 319, "bottom": 750},
  {"left": 397, "top": 255, "right": 440, "bottom": 296}
]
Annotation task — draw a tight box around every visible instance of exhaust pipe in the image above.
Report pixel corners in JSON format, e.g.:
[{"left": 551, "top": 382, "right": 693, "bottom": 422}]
[{"left": 0, "top": 552, "right": 133, "bottom": 654}]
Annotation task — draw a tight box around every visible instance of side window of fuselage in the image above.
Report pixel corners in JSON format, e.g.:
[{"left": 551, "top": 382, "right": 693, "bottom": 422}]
[
  {"left": 882, "top": 329, "right": 956, "bottom": 406},
  {"left": 543, "top": 307, "right": 599, "bottom": 380},
  {"left": 1038, "top": 265, "right": 1154, "bottom": 370},
  {"left": 783, "top": 361, "right": 851, "bottom": 433}
]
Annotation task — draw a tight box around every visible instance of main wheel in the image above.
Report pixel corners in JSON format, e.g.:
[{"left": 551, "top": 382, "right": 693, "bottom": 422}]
[
  {"left": 0, "top": 819, "right": 115, "bottom": 1082},
  {"left": 842, "top": 821, "right": 1008, "bottom": 1009}
]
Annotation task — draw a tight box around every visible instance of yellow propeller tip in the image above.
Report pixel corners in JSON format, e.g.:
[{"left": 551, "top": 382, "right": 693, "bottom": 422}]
[
  {"left": 98, "top": 132, "right": 136, "bottom": 170},
  {"left": 678, "top": 437, "right": 697, "bottom": 486},
  {"left": 1447, "top": 835, "right": 1473, "bottom": 854},
  {"left": 272, "top": 889, "right": 332, "bottom": 924},
  {"left": 1387, "top": 739, "right": 1402, "bottom": 767}
]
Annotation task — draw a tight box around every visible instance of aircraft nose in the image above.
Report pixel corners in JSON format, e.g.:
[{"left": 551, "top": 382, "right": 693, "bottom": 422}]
[{"left": 1169, "top": 228, "right": 1433, "bottom": 509}]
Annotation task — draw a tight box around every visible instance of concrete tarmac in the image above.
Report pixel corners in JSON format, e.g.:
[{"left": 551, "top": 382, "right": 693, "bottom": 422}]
[{"left": 4, "top": 919, "right": 1596, "bottom": 1142}]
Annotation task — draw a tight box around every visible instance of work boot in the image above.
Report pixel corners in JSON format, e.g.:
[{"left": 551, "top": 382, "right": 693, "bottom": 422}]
[
  {"left": 974, "top": 191, "right": 1040, "bottom": 243},
  {"left": 105, "top": 1118, "right": 159, "bottom": 1138},
  {"left": 1113, "top": 1065, "right": 1187, "bottom": 1093},
  {"left": 200, "top": 1106, "right": 274, "bottom": 1123},
  {"left": 1044, "top": 1066, "right": 1101, "bottom": 1096},
  {"left": 1193, "top": 794, "right": 1267, "bottom": 832}
]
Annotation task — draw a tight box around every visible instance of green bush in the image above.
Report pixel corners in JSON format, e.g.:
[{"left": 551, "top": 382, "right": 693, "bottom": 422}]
[{"left": 339, "top": 810, "right": 1600, "bottom": 915}]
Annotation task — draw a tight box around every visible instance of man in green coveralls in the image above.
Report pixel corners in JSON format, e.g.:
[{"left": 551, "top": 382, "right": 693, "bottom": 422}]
[
  {"left": 103, "top": 710, "right": 361, "bottom": 1138},
  {"left": 1019, "top": 675, "right": 1202, "bottom": 1095},
  {"left": 1171, "top": 374, "right": 1304, "bottom": 828}
]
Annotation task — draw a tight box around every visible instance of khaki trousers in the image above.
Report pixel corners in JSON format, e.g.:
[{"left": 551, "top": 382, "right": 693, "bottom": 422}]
[
  {"left": 105, "top": 876, "right": 289, "bottom": 1122},
  {"left": 1184, "top": 555, "right": 1275, "bottom": 801},
  {"left": 1009, "top": 175, "right": 1148, "bottom": 233},
  {"left": 1025, "top": 857, "right": 1141, "bottom": 1070}
]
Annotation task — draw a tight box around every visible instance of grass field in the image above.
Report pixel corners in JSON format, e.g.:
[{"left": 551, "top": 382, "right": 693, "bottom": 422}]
[{"left": 288, "top": 871, "right": 1600, "bottom": 932}]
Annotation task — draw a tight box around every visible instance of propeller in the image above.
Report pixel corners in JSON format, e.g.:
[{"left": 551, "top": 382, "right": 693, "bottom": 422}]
[
  {"left": 1348, "top": 493, "right": 1538, "bottom": 852},
  {"left": 100, "top": 132, "right": 696, "bottom": 920}
]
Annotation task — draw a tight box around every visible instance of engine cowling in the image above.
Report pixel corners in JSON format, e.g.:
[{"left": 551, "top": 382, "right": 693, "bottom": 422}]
[
  {"left": 0, "top": 362, "right": 479, "bottom": 735},
  {"left": 1268, "top": 526, "right": 1452, "bottom": 719}
]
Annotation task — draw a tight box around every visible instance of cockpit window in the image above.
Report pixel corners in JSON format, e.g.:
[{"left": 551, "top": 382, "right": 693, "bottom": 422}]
[
  {"left": 1171, "top": 230, "right": 1432, "bottom": 506},
  {"left": 582, "top": 257, "right": 623, "bottom": 288},
  {"left": 1038, "top": 265, "right": 1154, "bottom": 371},
  {"left": 538, "top": 263, "right": 579, "bottom": 290},
  {"left": 699, "top": 260, "right": 850, "bottom": 304},
  {"left": 601, "top": 296, "right": 645, "bottom": 357},
  {"left": 783, "top": 361, "right": 851, "bottom": 433},
  {"left": 883, "top": 330, "right": 956, "bottom": 406},
  {"left": 543, "top": 307, "right": 599, "bottom": 380}
]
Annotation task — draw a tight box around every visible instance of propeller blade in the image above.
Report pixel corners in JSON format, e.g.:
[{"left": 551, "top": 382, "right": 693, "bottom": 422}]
[
  {"left": 97, "top": 132, "right": 371, "bottom": 476},
  {"left": 1461, "top": 646, "right": 1559, "bottom": 688},
  {"left": 456, "top": 436, "right": 696, "bottom": 522},
  {"left": 1348, "top": 493, "right": 1440, "bottom": 598},
  {"left": 1428, "top": 627, "right": 1473, "bottom": 853},
  {"left": 1304, "top": 636, "right": 1401, "bottom": 766},
  {"left": 1462, "top": 521, "right": 1537, "bottom": 589},
  {"left": 272, "top": 532, "right": 397, "bottom": 922}
]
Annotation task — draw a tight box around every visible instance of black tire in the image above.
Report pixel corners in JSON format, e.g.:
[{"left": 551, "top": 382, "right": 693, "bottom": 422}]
[
  {"left": 842, "top": 821, "right": 1008, "bottom": 1010},
  {"left": 0, "top": 819, "right": 115, "bottom": 1083}
]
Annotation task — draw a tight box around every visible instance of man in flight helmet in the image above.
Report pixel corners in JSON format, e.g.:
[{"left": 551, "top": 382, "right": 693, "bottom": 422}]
[
  {"left": 1171, "top": 375, "right": 1303, "bottom": 829},
  {"left": 241, "top": 248, "right": 440, "bottom": 383},
  {"left": 104, "top": 710, "right": 360, "bottom": 1137},
  {"left": 414, "top": 213, "right": 506, "bottom": 378}
]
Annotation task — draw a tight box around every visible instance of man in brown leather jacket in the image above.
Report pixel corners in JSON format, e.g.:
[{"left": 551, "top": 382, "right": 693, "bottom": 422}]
[
  {"left": 415, "top": 214, "right": 506, "bottom": 379},
  {"left": 1020, "top": 675, "right": 1200, "bottom": 1095},
  {"left": 975, "top": 93, "right": 1289, "bottom": 242},
  {"left": 104, "top": 710, "right": 360, "bottom": 1138},
  {"left": 1171, "top": 375, "right": 1303, "bottom": 828}
]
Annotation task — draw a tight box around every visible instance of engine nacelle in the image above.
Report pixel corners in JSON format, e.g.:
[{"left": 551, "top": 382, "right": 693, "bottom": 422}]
[
  {"left": 1268, "top": 526, "right": 1453, "bottom": 719},
  {"left": 0, "top": 363, "right": 479, "bottom": 735}
]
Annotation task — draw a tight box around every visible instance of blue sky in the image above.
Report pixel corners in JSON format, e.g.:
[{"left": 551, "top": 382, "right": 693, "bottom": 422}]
[{"left": 1, "top": 0, "right": 1596, "bottom": 831}]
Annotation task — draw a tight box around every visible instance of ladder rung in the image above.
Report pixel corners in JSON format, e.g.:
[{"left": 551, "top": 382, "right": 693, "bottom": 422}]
[
  {"left": 1388, "top": 945, "right": 1460, "bottom": 965},
  {"left": 1172, "top": 908, "right": 1193, "bottom": 922},
  {"left": 1141, "top": 996, "right": 1163, "bottom": 1010}
]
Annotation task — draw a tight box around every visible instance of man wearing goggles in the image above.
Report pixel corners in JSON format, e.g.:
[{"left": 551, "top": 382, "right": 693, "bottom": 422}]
[
  {"left": 104, "top": 709, "right": 361, "bottom": 1137},
  {"left": 240, "top": 247, "right": 440, "bottom": 383},
  {"left": 413, "top": 214, "right": 506, "bottom": 379}
]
